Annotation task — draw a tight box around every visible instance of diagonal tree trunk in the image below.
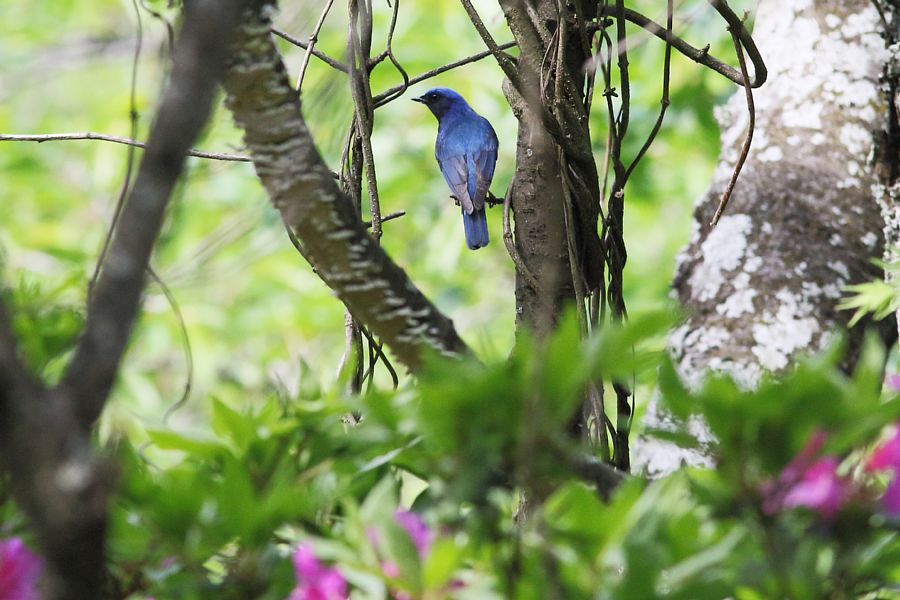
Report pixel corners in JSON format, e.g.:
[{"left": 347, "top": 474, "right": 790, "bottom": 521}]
[{"left": 635, "top": 0, "right": 899, "bottom": 476}]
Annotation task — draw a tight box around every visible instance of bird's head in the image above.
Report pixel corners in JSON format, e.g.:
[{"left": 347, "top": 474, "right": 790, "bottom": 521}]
[{"left": 412, "top": 87, "right": 468, "bottom": 120}]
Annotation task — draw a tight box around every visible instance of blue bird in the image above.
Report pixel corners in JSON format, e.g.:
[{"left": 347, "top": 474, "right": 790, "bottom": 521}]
[{"left": 413, "top": 87, "right": 498, "bottom": 250}]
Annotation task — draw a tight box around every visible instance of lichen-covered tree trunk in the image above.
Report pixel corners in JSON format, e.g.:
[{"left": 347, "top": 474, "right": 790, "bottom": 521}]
[{"left": 635, "top": 0, "right": 898, "bottom": 476}]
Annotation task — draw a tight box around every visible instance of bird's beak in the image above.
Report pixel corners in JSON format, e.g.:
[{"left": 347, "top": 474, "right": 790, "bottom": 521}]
[{"left": 411, "top": 96, "right": 426, "bottom": 104}]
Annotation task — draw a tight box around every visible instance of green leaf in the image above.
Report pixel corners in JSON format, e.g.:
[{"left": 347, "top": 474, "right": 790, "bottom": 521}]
[{"left": 146, "top": 429, "right": 229, "bottom": 458}]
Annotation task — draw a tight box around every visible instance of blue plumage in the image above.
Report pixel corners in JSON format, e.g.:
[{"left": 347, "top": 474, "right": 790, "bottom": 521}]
[{"left": 413, "top": 87, "right": 498, "bottom": 250}]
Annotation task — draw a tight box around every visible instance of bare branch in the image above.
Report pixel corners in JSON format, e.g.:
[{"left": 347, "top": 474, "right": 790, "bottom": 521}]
[
  {"left": 710, "top": 23, "right": 755, "bottom": 227},
  {"left": 596, "top": 4, "right": 767, "bottom": 88},
  {"left": 271, "top": 26, "right": 349, "bottom": 73},
  {"left": 222, "top": 4, "right": 470, "bottom": 372},
  {"left": 623, "top": 0, "right": 673, "bottom": 183},
  {"left": 373, "top": 41, "right": 518, "bottom": 107},
  {"left": 295, "top": 0, "right": 336, "bottom": 91},
  {"left": 368, "top": 0, "right": 409, "bottom": 106},
  {"left": 458, "top": 0, "right": 521, "bottom": 86},
  {"left": 0, "top": 132, "right": 251, "bottom": 162}
]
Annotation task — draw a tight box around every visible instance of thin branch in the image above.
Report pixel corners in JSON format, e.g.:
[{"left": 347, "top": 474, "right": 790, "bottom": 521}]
[
  {"left": 89, "top": 0, "right": 143, "bottom": 302},
  {"left": 295, "top": 0, "right": 336, "bottom": 91},
  {"left": 147, "top": 266, "right": 194, "bottom": 425},
  {"left": 709, "top": 23, "right": 755, "bottom": 227},
  {"left": 0, "top": 132, "right": 252, "bottom": 162},
  {"left": 372, "top": 41, "right": 518, "bottom": 107},
  {"left": 271, "top": 27, "right": 349, "bottom": 73},
  {"left": 614, "top": 0, "right": 631, "bottom": 139},
  {"left": 623, "top": 0, "right": 673, "bottom": 183},
  {"left": 368, "top": 0, "right": 409, "bottom": 105},
  {"left": 363, "top": 210, "right": 405, "bottom": 228},
  {"left": 595, "top": 4, "right": 766, "bottom": 88},
  {"left": 359, "top": 324, "right": 399, "bottom": 389},
  {"left": 458, "top": 0, "right": 521, "bottom": 87}
]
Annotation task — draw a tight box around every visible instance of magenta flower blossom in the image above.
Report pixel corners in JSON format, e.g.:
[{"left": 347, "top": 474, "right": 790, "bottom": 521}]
[
  {"left": 867, "top": 425, "right": 900, "bottom": 473},
  {"left": 779, "top": 456, "right": 847, "bottom": 520},
  {"left": 0, "top": 537, "right": 42, "bottom": 600},
  {"left": 288, "top": 544, "right": 348, "bottom": 600},
  {"left": 883, "top": 477, "right": 900, "bottom": 515},
  {"left": 394, "top": 511, "right": 431, "bottom": 559},
  {"left": 866, "top": 424, "right": 900, "bottom": 516},
  {"left": 762, "top": 430, "right": 848, "bottom": 520}
]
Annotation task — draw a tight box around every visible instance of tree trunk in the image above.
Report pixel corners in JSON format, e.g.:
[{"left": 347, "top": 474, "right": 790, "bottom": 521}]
[
  {"left": 498, "top": 0, "right": 604, "bottom": 336},
  {"left": 635, "top": 0, "right": 899, "bottom": 476}
]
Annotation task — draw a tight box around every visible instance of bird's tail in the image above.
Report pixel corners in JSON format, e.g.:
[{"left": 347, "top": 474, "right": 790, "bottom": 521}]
[{"left": 462, "top": 208, "right": 489, "bottom": 250}]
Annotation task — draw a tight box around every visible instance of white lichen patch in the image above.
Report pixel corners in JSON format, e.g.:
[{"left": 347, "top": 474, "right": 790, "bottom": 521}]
[
  {"left": 751, "top": 288, "right": 821, "bottom": 370},
  {"left": 687, "top": 214, "right": 754, "bottom": 301},
  {"left": 717, "top": 273, "right": 758, "bottom": 317},
  {"left": 757, "top": 146, "right": 784, "bottom": 162},
  {"left": 839, "top": 123, "right": 874, "bottom": 157}
]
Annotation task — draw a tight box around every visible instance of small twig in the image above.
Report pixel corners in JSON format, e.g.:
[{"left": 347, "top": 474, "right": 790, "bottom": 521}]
[
  {"left": 622, "top": 0, "right": 673, "bottom": 183},
  {"left": 295, "top": 0, "right": 336, "bottom": 91},
  {"left": 373, "top": 41, "right": 517, "bottom": 107},
  {"left": 146, "top": 266, "right": 194, "bottom": 425},
  {"left": 271, "top": 27, "right": 349, "bottom": 73},
  {"left": 458, "top": 0, "right": 521, "bottom": 87},
  {"left": 595, "top": 4, "right": 766, "bottom": 88},
  {"left": 369, "top": 0, "right": 409, "bottom": 107},
  {"left": 709, "top": 23, "right": 755, "bottom": 228},
  {"left": 360, "top": 324, "right": 399, "bottom": 389},
  {"left": 362, "top": 210, "right": 405, "bottom": 228},
  {"left": 0, "top": 132, "right": 252, "bottom": 162},
  {"left": 90, "top": 0, "right": 144, "bottom": 301},
  {"left": 614, "top": 0, "right": 631, "bottom": 139}
]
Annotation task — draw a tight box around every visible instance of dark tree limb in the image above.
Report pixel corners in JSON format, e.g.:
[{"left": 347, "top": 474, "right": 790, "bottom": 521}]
[
  {"left": 60, "top": 0, "right": 245, "bottom": 429},
  {"left": 221, "top": 2, "right": 469, "bottom": 372},
  {"left": 0, "top": 3, "right": 248, "bottom": 598}
]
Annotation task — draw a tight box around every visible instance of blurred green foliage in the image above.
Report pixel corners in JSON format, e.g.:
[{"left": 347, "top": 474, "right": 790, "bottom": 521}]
[{"left": 11, "top": 2, "right": 899, "bottom": 600}]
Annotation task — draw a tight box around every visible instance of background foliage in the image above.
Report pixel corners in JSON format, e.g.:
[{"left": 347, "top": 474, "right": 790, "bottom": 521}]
[{"left": 8, "top": 1, "right": 900, "bottom": 599}]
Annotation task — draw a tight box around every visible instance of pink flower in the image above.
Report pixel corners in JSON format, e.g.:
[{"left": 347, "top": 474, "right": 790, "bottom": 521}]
[
  {"left": 288, "top": 544, "right": 347, "bottom": 600},
  {"left": 866, "top": 423, "right": 900, "bottom": 516},
  {"left": 779, "top": 456, "right": 847, "bottom": 520},
  {"left": 394, "top": 511, "right": 431, "bottom": 559},
  {"left": 762, "top": 430, "right": 848, "bottom": 520},
  {"left": 867, "top": 424, "right": 900, "bottom": 472},
  {"left": 0, "top": 537, "right": 42, "bottom": 600},
  {"left": 883, "top": 477, "right": 900, "bottom": 516}
]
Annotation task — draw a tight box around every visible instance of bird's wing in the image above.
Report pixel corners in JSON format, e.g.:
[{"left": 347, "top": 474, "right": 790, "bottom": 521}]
[
  {"left": 470, "top": 148, "right": 497, "bottom": 211},
  {"left": 437, "top": 153, "right": 475, "bottom": 214}
]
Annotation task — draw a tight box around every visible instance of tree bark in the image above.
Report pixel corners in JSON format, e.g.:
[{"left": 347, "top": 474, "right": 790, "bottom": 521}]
[
  {"left": 497, "top": 0, "right": 604, "bottom": 336},
  {"left": 635, "top": 0, "right": 898, "bottom": 476},
  {"left": 220, "top": 2, "right": 470, "bottom": 373}
]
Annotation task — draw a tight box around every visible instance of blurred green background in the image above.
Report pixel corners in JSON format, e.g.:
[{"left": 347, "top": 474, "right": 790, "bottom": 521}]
[{"left": 0, "top": 0, "right": 745, "bottom": 443}]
